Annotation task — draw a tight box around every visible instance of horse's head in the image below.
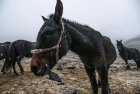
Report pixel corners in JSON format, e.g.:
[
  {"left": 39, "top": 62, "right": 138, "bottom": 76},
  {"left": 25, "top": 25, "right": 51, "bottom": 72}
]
[
  {"left": 31, "top": 0, "right": 69, "bottom": 76},
  {"left": 116, "top": 40, "right": 123, "bottom": 51}
]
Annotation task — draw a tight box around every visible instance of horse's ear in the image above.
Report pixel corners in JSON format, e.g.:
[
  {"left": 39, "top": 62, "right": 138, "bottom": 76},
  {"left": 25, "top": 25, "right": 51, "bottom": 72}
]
[
  {"left": 54, "top": 0, "right": 63, "bottom": 24},
  {"left": 41, "top": 16, "right": 47, "bottom": 21},
  {"left": 116, "top": 40, "right": 118, "bottom": 42},
  {"left": 120, "top": 39, "right": 122, "bottom": 42}
]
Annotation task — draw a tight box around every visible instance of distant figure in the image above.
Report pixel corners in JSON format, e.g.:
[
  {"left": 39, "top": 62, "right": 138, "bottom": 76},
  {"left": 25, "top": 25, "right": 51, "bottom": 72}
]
[
  {"left": 5, "top": 40, "right": 36, "bottom": 75},
  {"left": 0, "top": 41, "right": 11, "bottom": 73},
  {"left": 116, "top": 40, "right": 140, "bottom": 70}
]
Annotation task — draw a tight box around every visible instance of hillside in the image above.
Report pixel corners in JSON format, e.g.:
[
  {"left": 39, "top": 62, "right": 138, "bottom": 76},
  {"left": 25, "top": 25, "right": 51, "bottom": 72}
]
[{"left": 124, "top": 35, "right": 140, "bottom": 50}]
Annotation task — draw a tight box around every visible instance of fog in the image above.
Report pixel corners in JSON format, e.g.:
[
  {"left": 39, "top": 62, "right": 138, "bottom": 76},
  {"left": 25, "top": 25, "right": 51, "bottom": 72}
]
[
  {"left": 0, "top": 0, "right": 140, "bottom": 43},
  {"left": 124, "top": 35, "right": 140, "bottom": 50}
]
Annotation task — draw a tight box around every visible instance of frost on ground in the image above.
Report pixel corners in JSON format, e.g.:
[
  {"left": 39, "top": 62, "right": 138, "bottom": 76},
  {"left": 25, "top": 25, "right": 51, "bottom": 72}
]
[{"left": 0, "top": 51, "right": 139, "bottom": 94}]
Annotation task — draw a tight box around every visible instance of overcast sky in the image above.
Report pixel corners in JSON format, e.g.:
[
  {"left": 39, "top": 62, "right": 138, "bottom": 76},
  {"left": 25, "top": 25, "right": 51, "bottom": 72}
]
[{"left": 0, "top": 0, "right": 140, "bottom": 43}]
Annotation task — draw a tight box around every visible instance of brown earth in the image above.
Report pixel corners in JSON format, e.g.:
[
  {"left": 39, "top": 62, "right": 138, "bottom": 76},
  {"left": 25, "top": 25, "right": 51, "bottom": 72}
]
[{"left": 0, "top": 51, "right": 139, "bottom": 94}]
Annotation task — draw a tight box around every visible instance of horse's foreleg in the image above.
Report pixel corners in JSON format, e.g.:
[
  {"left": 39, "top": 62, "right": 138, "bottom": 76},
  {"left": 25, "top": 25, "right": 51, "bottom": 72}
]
[
  {"left": 12, "top": 60, "right": 18, "bottom": 76},
  {"left": 17, "top": 56, "right": 24, "bottom": 74},
  {"left": 137, "top": 61, "right": 140, "bottom": 70},
  {"left": 97, "top": 65, "right": 109, "bottom": 94},
  {"left": 95, "top": 70, "right": 101, "bottom": 88},
  {"left": 134, "top": 59, "right": 140, "bottom": 70},
  {"left": 95, "top": 56, "right": 110, "bottom": 94},
  {"left": 124, "top": 59, "right": 130, "bottom": 70},
  {"left": 1, "top": 58, "right": 9, "bottom": 74},
  {"left": 84, "top": 65, "right": 98, "bottom": 94}
]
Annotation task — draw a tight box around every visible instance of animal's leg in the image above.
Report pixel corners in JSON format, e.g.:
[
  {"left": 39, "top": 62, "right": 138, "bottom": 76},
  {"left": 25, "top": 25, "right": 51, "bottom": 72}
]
[
  {"left": 46, "top": 65, "right": 51, "bottom": 78},
  {"left": 97, "top": 65, "right": 110, "bottom": 94},
  {"left": 12, "top": 60, "right": 18, "bottom": 76},
  {"left": 94, "top": 70, "right": 101, "bottom": 88},
  {"left": 98, "top": 80, "right": 101, "bottom": 88},
  {"left": 84, "top": 65, "right": 98, "bottom": 94},
  {"left": 16, "top": 56, "right": 24, "bottom": 74},
  {"left": 134, "top": 59, "right": 140, "bottom": 70},
  {"left": 124, "top": 59, "right": 130, "bottom": 70},
  {"left": 95, "top": 56, "right": 110, "bottom": 94},
  {"left": 96, "top": 64, "right": 110, "bottom": 89},
  {"left": 137, "top": 60, "right": 140, "bottom": 70},
  {"left": 1, "top": 58, "right": 9, "bottom": 74}
]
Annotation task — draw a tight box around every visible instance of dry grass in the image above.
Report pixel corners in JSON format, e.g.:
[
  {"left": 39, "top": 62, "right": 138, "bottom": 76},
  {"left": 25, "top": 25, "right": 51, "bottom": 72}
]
[{"left": 0, "top": 58, "right": 139, "bottom": 94}]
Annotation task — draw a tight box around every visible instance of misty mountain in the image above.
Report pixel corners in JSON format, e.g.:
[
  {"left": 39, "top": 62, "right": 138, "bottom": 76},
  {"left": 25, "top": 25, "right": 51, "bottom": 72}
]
[{"left": 124, "top": 35, "right": 140, "bottom": 50}]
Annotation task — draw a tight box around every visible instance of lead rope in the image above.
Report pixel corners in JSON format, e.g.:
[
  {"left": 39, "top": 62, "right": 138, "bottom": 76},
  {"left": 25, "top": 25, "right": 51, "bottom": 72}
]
[{"left": 55, "top": 22, "right": 64, "bottom": 62}]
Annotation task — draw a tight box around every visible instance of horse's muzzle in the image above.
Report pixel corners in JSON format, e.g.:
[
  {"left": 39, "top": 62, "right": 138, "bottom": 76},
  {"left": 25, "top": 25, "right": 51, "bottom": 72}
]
[{"left": 31, "top": 54, "right": 50, "bottom": 76}]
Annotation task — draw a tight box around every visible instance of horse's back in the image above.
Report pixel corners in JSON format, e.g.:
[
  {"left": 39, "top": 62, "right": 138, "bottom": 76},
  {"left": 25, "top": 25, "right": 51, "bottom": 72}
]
[
  {"left": 127, "top": 48, "right": 140, "bottom": 59},
  {"left": 10, "top": 40, "right": 34, "bottom": 57},
  {"left": 63, "top": 17, "right": 103, "bottom": 45}
]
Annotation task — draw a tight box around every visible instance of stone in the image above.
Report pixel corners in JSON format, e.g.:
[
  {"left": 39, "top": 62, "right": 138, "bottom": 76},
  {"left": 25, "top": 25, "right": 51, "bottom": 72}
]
[{"left": 64, "top": 88, "right": 77, "bottom": 94}]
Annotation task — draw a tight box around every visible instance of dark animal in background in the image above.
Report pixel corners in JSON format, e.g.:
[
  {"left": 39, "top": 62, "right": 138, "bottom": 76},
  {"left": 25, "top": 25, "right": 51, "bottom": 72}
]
[
  {"left": 31, "top": 0, "right": 117, "bottom": 94},
  {"left": 116, "top": 40, "right": 140, "bottom": 70},
  {"left": 0, "top": 41, "right": 11, "bottom": 73},
  {"left": 6, "top": 40, "right": 36, "bottom": 75}
]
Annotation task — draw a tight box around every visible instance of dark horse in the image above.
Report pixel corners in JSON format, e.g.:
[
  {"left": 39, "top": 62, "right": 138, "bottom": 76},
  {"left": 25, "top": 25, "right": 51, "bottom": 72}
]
[
  {"left": 31, "top": 0, "right": 116, "bottom": 94},
  {"left": 116, "top": 40, "right": 140, "bottom": 70},
  {"left": 0, "top": 41, "right": 11, "bottom": 73},
  {"left": 6, "top": 40, "right": 36, "bottom": 75}
]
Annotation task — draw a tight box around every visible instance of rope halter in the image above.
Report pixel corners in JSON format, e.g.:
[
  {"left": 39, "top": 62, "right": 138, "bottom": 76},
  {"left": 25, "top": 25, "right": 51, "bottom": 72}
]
[{"left": 31, "top": 22, "right": 65, "bottom": 62}]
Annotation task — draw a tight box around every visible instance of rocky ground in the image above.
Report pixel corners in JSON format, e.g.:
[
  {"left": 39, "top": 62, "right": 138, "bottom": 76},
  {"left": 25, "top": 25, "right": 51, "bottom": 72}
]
[{"left": 0, "top": 51, "right": 140, "bottom": 94}]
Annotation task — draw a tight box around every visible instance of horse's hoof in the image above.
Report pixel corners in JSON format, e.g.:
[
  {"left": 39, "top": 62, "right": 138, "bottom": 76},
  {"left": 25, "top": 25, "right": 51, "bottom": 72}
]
[
  {"left": 14, "top": 73, "right": 19, "bottom": 76},
  {"left": 126, "top": 65, "right": 131, "bottom": 70},
  {"left": 126, "top": 68, "right": 130, "bottom": 70}
]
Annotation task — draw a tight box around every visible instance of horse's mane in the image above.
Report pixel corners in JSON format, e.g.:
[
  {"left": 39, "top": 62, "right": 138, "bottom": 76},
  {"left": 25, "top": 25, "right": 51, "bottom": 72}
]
[{"left": 49, "top": 14, "right": 95, "bottom": 31}]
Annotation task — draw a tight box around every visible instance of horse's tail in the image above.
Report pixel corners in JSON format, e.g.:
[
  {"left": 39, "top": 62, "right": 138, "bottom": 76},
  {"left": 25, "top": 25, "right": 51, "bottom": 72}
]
[{"left": 5, "top": 42, "right": 16, "bottom": 70}]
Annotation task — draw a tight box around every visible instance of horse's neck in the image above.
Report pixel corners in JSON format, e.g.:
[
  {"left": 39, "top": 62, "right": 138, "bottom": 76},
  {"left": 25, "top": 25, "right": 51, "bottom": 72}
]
[
  {"left": 119, "top": 45, "right": 127, "bottom": 54},
  {"left": 65, "top": 24, "right": 92, "bottom": 55}
]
